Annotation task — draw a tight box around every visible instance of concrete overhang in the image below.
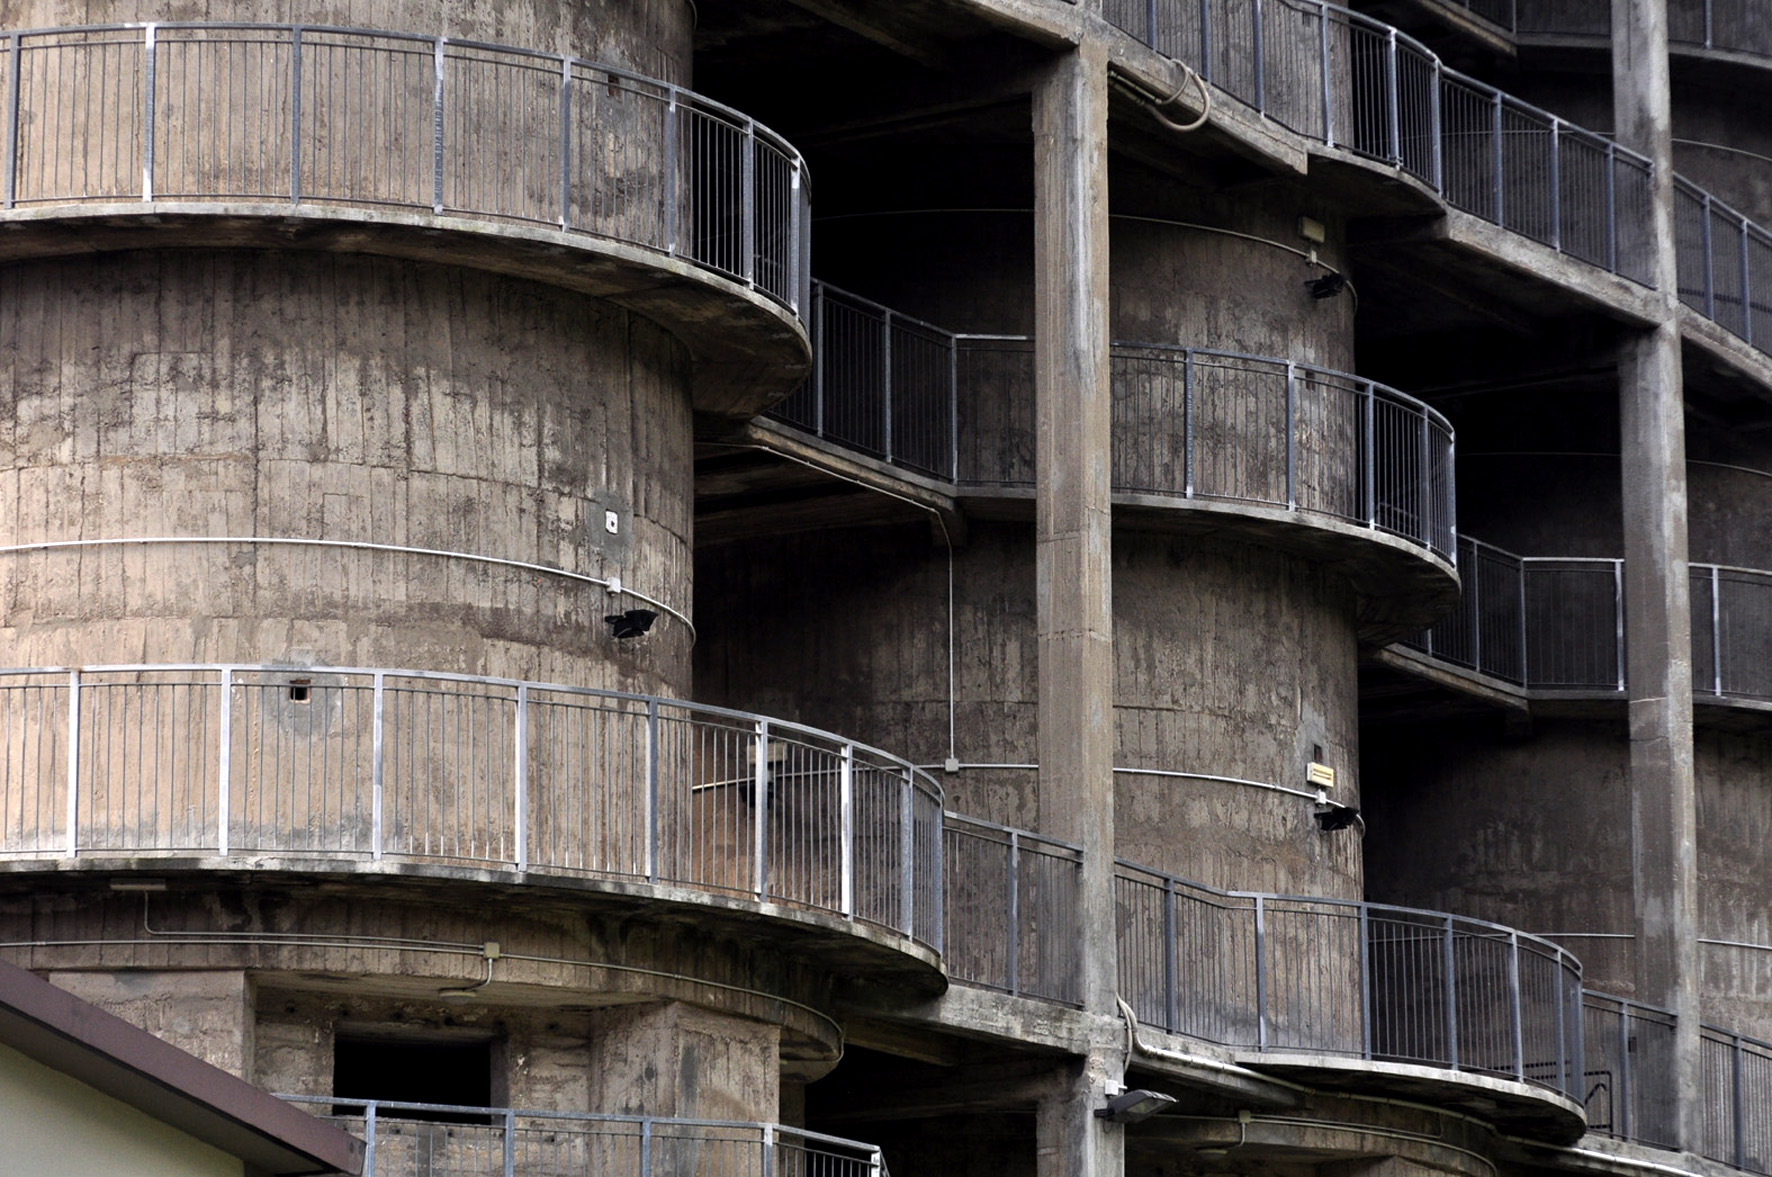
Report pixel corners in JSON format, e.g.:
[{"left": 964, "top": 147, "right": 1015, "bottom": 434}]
[
  {"left": 0, "top": 857, "right": 946, "bottom": 999},
  {"left": 0, "top": 957, "right": 364, "bottom": 1176},
  {"left": 0, "top": 203, "right": 812, "bottom": 418},
  {"left": 1235, "top": 1052, "right": 1589, "bottom": 1143}
]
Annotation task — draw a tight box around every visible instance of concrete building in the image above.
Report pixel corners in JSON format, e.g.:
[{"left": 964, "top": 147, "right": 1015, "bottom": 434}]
[{"left": 0, "top": 0, "right": 1768, "bottom": 1175}]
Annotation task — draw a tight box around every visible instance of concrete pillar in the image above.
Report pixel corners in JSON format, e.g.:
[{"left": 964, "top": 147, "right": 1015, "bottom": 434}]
[
  {"left": 588, "top": 1002, "right": 781, "bottom": 1123},
  {"left": 1032, "top": 42, "right": 1121, "bottom": 1177},
  {"left": 1612, "top": 0, "right": 1702, "bottom": 1149}
]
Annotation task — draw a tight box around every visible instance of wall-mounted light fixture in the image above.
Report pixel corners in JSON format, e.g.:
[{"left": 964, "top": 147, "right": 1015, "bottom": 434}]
[
  {"left": 1305, "top": 272, "right": 1347, "bottom": 299},
  {"left": 1314, "top": 802, "right": 1362, "bottom": 832},
  {"left": 1095, "top": 1089, "right": 1177, "bottom": 1124},
  {"left": 605, "top": 609, "right": 658, "bottom": 639}
]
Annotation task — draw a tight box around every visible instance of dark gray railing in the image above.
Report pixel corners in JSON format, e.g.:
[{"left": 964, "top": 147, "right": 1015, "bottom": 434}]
[
  {"left": 0, "top": 664, "right": 942, "bottom": 952},
  {"left": 1582, "top": 990, "right": 1772, "bottom": 1174},
  {"left": 0, "top": 22, "right": 811, "bottom": 318},
  {"left": 1518, "top": 0, "right": 1772, "bottom": 63},
  {"left": 1103, "top": 0, "right": 1772, "bottom": 370},
  {"left": 1406, "top": 538, "right": 1772, "bottom": 701},
  {"left": 279, "top": 1097, "right": 887, "bottom": 1177},
  {"left": 768, "top": 283, "right": 1458, "bottom": 563},
  {"left": 943, "top": 813, "right": 1084, "bottom": 1005},
  {"left": 1115, "top": 859, "right": 1587, "bottom": 1099},
  {"left": 1101, "top": 0, "right": 1656, "bottom": 285}
]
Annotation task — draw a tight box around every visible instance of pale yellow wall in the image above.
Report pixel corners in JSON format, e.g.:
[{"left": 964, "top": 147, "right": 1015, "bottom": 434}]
[{"left": 0, "top": 1042, "right": 245, "bottom": 1177}]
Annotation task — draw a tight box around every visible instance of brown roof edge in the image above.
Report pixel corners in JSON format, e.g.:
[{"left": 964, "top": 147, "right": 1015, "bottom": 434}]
[{"left": 0, "top": 958, "right": 364, "bottom": 1176}]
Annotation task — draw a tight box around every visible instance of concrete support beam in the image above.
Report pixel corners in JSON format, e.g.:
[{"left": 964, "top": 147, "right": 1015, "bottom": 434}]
[
  {"left": 588, "top": 1002, "right": 781, "bottom": 1123},
  {"left": 1033, "top": 42, "right": 1122, "bottom": 1177},
  {"left": 1612, "top": 0, "right": 1702, "bottom": 1150}
]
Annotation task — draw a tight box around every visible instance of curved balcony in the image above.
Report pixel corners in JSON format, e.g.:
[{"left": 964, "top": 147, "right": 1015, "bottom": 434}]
[
  {"left": 767, "top": 283, "right": 1456, "bottom": 616},
  {"left": 278, "top": 1098, "right": 886, "bottom": 1177},
  {"left": 941, "top": 812, "right": 1584, "bottom": 1114},
  {"left": 0, "top": 22, "right": 812, "bottom": 411},
  {"left": 1583, "top": 992, "right": 1772, "bottom": 1174},
  {"left": 1099, "top": 0, "right": 1772, "bottom": 379},
  {"left": 1401, "top": 535, "right": 1772, "bottom": 707},
  {"left": 0, "top": 664, "right": 943, "bottom": 960}
]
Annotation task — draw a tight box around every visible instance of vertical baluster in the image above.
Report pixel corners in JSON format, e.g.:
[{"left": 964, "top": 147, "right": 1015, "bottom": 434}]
[
  {"left": 558, "top": 57, "right": 571, "bottom": 229},
  {"left": 1712, "top": 565, "right": 1723, "bottom": 696},
  {"left": 1183, "top": 349, "right": 1195, "bottom": 498},
  {"left": 1509, "top": 931, "right": 1525, "bottom": 1081},
  {"left": 1007, "top": 830, "right": 1021, "bottom": 996},
  {"left": 1385, "top": 29, "right": 1400, "bottom": 166},
  {"left": 513, "top": 685, "right": 528, "bottom": 872},
  {"left": 1199, "top": 0, "right": 1212, "bottom": 83},
  {"left": 1285, "top": 362, "right": 1297, "bottom": 510},
  {"left": 839, "top": 744, "right": 854, "bottom": 918},
  {"left": 1703, "top": 193, "right": 1717, "bottom": 320},
  {"left": 1734, "top": 1035, "right": 1746, "bottom": 1168},
  {"left": 364, "top": 1102, "right": 377, "bottom": 1177},
  {"left": 1253, "top": 0, "right": 1265, "bottom": 114},
  {"left": 142, "top": 25, "right": 156, "bottom": 201},
  {"left": 371, "top": 671, "right": 385, "bottom": 860},
  {"left": 753, "top": 719, "right": 769, "bottom": 900},
  {"left": 1430, "top": 60, "right": 1443, "bottom": 191},
  {"left": 1491, "top": 91, "right": 1504, "bottom": 226},
  {"left": 4, "top": 33, "right": 19, "bottom": 209},
  {"left": 663, "top": 88, "right": 679, "bottom": 253},
  {"left": 1444, "top": 914, "right": 1460, "bottom": 1069},
  {"left": 1319, "top": 5, "right": 1333, "bottom": 146},
  {"left": 1163, "top": 874, "right": 1177, "bottom": 1032},
  {"left": 431, "top": 37, "right": 445, "bottom": 214},
  {"left": 883, "top": 310, "right": 895, "bottom": 465},
  {"left": 646, "top": 699, "right": 659, "bottom": 882},
  {"left": 65, "top": 670, "right": 80, "bottom": 858},
  {"left": 948, "top": 334, "right": 960, "bottom": 482},
  {"left": 741, "top": 119, "right": 756, "bottom": 286},
  {"left": 1255, "top": 895, "right": 1268, "bottom": 1051},
  {"left": 1615, "top": 559, "right": 1627, "bottom": 691},
  {"left": 899, "top": 770, "right": 915, "bottom": 936},
  {"left": 502, "top": 1108, "right": 517, "bottom": 1177},
  {"left": 217, "top": 668, "right": 232, "bottom": 855},
  {"left": 1619, "top": 1004, "right": 1633, "bottom": 1142},
  {"left": 290, "top": 27, "right": 302, "bottom": 203},
  {"left": 1549, "top": 120, "right": 1561, "bottom": 251},
  {"left": 1359, "top": 904, "right": 1372, "bottom": 1058},
  {"left": 787, "top": 162, "right": 802, "bottom": 312},
  {"left": 1741, "top": 218, "right": 1753, "bottom": 349}
]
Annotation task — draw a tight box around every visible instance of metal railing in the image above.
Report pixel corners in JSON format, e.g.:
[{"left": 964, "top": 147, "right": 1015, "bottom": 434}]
[
  {"left": 943, "top": 813, "right": 1084, "bottom": 1005},
  {"left": 0, "top": 22, "right": 811, "bottom": 317},
  {"left": 279, "top": 1098, "right": 887, "bottom": 1177},
  {"left": 1100, "top": 0, "right": 1657, "bottom": 286},
  {"left": 1115, "top": 859, "right": 1586, "bottom": 1098},
  {"left": 1675, "top": 179, "right": 1772, "bottom": 356},
  {"left": 769, "top": 283, "right": 1457, "bottom": 563},
  {"left": 0, "top": 664, "right": 942, "bottom": 951},
  {"left": 1517, "top": 0, "right": 1772, "bottom": 63},
  {"left": 1405, "top": 537, "right": 1772, "bottom": 701},
  {"left": 1581, "top": 991, "right": 1772, "bottom": 1174}
]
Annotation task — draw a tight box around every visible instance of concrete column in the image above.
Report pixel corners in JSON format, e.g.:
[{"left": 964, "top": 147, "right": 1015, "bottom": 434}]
[
  {"left": 588, "top": 1002, "right": 781, "bottom": 1122},
  {"left": 1033, "top": 42, "right": 1121, "bottom": 1177},
  {"left": 1612, "top": 0, "right": 1702, "bottom": 1149}
]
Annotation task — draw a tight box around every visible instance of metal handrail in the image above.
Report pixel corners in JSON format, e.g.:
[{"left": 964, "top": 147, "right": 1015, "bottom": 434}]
[
  {"left": 1103, "top": 0, "right": 1772, "bottom": 367},
  {"left": 1403, "top": 536, "right": 1772, "bottom": 702},
  {"left": 0, "top": 22, "right": 812, "bottom": 318},
  {"left": 277, "top": 1097, "right": 888, "bottom": 1177},
  {"left": 1102, "top": 0, "right": 1656, "bottom": 285},
  {"left": 943, "top": 813, "right": 1084, "bottom": 1005},
  {"left": 1114, "top": 856, "right": 1586, "bottom": 1098},
  {"left": 768, "top": 281, "right": 1458, "bottom": 563},
  {"left": 0, "top": 663, "right": 942, "bottom": 952}
]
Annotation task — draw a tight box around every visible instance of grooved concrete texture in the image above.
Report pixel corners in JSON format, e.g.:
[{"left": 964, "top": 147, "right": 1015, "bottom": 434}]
[
  {"left": 0, "top": 0, "right": 695, "bottom": 84},
  {"left": 0, "top": 250, "right": 693, "bottom": 694},
  {"left": 695, "top": 521, "right": 1363, "bottom": 899}
]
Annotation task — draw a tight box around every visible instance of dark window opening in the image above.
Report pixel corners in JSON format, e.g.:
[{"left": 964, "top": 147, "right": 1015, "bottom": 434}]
[
  {"left": 288, "top": 679, "right": 312, "bottom": 703},
  {"left": 332, "top": 1036, "right": 495, "bottom": 1124},
  {"left": 1312, "top": 744, "right": 1324, "bottom": 763}
]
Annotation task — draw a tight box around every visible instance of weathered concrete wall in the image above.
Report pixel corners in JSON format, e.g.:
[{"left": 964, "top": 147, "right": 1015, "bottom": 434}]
[
  {"left": 1365, "top": 713, "right": 1772, "bottom": 1038},
  {"left": 696, "top": 520, "right": 1363, "bottom": 897},
  {"left": 47, "top": 968, "right": 255, "bottom": 1078},
  {"left": 812, "top": 171, "right": 1354, "bottom": 368},
  {"left": 0, "top": 0, "right": 695, "bottom": 83},
  {"left": 1360, "top": 716, "right": 1637, "bottom": 998},
  {"left": 0, "top": 250, "right": 693, "bottom": 696}
]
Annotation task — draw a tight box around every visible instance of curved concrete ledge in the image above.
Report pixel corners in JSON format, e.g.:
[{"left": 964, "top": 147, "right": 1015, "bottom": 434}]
[
  {"left": 961, "top": 486, "right": 1460, "bottom": 641},
  {"left": 0, "top": 203, "right": 810, "bottom": 416},
  {"left": 0, "top": 856, "right": 946, "bottom": 997},
  {"left": 1234, "top": 1053, "right": 1588, "bottom": 1142}
]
